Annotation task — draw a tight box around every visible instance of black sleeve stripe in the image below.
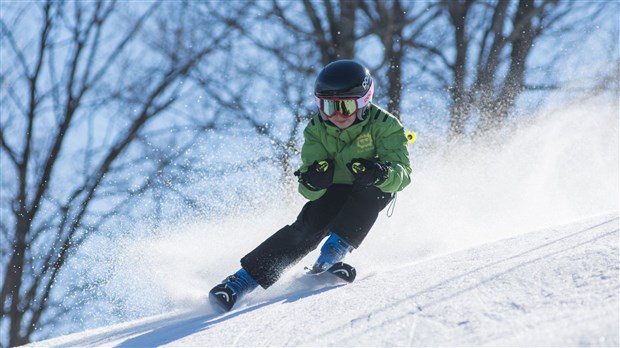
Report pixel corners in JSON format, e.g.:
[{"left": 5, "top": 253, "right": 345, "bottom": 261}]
[
  {"left": 383, "top": 114, "right": 389, "bottom": 122},
  {"left": 373, "top": 109, "right": 381, "bottom": 120}
]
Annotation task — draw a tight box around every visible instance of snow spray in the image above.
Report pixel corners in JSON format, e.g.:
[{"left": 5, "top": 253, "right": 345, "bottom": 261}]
[{"left": 70, "top": 96, "right": 618, "bottom": 333}]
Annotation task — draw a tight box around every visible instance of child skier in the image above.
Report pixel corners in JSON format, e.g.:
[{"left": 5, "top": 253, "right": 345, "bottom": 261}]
[{"left": 209, "top": 60, "right": 412, "bottom": 312}]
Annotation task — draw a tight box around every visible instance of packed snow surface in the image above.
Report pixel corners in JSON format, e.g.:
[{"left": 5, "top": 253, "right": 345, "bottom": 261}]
[
  {"left": 21, "top": 98, "right": 618, "bottom": 346},
  {"left": 29, "top": 213, "right": 619, "bottom": 347}
]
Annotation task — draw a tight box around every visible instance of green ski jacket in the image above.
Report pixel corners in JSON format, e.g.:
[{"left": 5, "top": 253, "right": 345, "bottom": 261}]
[{"left": 298, "top": 103, "right": 412, "bottom": 200}]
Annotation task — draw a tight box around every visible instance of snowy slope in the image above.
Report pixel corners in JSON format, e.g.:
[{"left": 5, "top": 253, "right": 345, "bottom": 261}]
[
  {"left": 29, "top": 213, "right": 619, "bottom": 347},
  {"left": 24, "top": 98, "right": 618, "bottom": 346}
]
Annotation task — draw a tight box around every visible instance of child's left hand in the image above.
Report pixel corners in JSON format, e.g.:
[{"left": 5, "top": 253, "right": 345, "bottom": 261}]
[{"left": 347, "top": 158, "right": 390, "bottom": 186}]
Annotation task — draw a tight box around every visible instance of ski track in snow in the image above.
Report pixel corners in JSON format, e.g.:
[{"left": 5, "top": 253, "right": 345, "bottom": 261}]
[{"left": 29, "top": 213, "right": 620, "bottom": 347}]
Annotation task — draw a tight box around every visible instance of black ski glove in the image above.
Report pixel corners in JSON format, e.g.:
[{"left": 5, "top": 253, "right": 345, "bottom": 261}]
[
  {"left": 347, "top": 158, "right": 390, "bottom": 186},
  {"left": 294, "top": 159, "right": 334, "bottom": 191}
]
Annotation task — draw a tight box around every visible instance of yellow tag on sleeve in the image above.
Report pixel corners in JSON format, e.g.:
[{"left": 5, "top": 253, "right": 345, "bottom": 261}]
[{"left": 405, "top": 131, "right": 417, "bottom": 144}]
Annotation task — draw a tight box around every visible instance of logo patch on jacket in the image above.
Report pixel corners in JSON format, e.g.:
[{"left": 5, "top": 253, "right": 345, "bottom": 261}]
[{"left": 356, "top": 133, "right": 373, "bottom": 151}]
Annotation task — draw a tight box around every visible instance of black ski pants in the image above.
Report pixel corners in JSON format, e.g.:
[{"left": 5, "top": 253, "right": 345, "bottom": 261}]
[{"left": 241, "top": 184, "right": 393, "bottom": 289}]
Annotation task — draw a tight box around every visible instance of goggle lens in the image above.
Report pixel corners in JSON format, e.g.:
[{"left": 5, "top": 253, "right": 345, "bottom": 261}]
[{"left": 320, "top": 99, "right": 358, "bottom": 117}]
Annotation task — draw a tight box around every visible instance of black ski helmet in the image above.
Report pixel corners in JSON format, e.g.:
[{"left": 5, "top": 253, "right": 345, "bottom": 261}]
[{"left": 314, "top": 60, "right": 374, "bottom": 120}]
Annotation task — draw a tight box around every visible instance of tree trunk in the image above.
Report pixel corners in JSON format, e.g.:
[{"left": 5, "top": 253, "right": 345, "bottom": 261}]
[
  {"left": 447, "top": 0, "right": 473, "bottom": 139},
  {"left": 476, "top": 0, "right": 536, "bottom": 135}
]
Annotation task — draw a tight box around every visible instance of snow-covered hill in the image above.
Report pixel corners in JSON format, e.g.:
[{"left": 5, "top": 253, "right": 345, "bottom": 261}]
[
  {"left": 21, "top": 98, "right": 618, "bottom": 346},
  {"left": 29, "top": 213, "right": 619, "bottom": 347}
]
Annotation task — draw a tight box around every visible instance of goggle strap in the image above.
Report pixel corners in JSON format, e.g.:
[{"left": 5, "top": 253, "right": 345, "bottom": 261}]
[{"left": 356, "top": 81, "right": 374, "bottom": 109}]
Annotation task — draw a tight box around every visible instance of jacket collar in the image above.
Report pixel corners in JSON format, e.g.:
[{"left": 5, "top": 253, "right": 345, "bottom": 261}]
[{"left": 323, "top": 107, "right": 372, "bottom": 142}]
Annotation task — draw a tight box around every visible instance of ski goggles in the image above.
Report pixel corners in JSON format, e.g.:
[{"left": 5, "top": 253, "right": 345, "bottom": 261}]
[{"left": 314, "top": 81, "right": 374, "bottom": 118}]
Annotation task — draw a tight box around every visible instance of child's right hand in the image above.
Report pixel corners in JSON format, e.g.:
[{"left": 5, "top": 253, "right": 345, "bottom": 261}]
[{"left": 294, "top": 159, "right": 334, "bottom": 191}]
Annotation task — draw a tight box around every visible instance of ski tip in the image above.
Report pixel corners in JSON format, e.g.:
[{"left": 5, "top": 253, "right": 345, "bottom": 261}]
[
  {"left": 208, "top": 285, "right": 236, "bottom": 313},
  {"left": 304, "top": 262, "right": 357, "bottom": 283},
  {"left": 328, "top": 262, "right": 356, "bottom": 283}
]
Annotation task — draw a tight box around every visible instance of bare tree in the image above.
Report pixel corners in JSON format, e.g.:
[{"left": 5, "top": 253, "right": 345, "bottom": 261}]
[
  {"left": 255, "top": 0, "right": 365, "bottom": 178},
  {"left": 358, "top": 1, "right": 440, "bottom": 119},
  {"left": 270, "top": 0, "right": 438, "bottom": 120},
  {"left": 0, "top": 1, "right": 233, "bottom": 345},
  {"left": 216, "top": 0, "right": 616, "bottom": 149},
  {"left": 401, "top": 0, "right": 610, "bottom": 139},
  {"left": 194, "top": 0, "right": 340, "bottom": 185}
]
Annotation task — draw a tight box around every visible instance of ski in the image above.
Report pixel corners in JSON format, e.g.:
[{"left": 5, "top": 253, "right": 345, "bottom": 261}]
[
  {"left": 210, "top": 263, "right": 357, "bottom": 313},
  {"left": 305, "top": 262, "right": 357, "bottom": 283},
  {"left": 208, "top": 284, "right": 236, "bottom": 313}
]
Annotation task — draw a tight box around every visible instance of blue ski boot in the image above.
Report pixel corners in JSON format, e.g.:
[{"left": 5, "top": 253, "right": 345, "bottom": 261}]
[
  {"left": 209, "top": 268, "right": 258, "bottom": 312},
  {"left": 309, "top": 233, "right": 354, "bottom": 274}
]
